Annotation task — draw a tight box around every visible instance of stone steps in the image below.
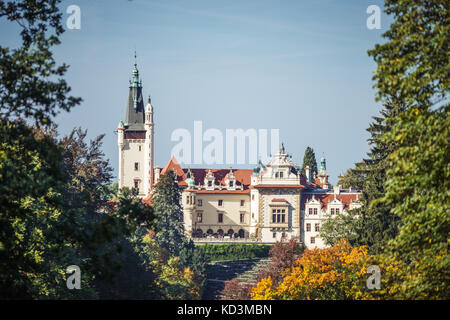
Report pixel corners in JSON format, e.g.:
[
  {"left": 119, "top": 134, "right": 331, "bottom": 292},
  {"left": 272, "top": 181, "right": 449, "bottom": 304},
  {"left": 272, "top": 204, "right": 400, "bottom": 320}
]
[{"left": 202, "top": 258, "right": 271, "bottom": 300}]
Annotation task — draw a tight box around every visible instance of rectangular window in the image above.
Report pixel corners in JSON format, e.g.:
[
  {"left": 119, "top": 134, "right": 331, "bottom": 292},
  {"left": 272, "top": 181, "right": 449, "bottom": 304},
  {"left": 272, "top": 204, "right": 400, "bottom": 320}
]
[
  {"left": 138, "top": 145, "right": 142, "bottom": 151},
  {"left": 272, "top": 214, "right": 276, "bottom": 223},
  {"left": 314, "top": 208, "right": 318, "bottom": 215},
  {"left": 197, "top": 212, "right": 203, "bottom": 223},
  {"left": 134, "top": 162, "right": 139, "bottom": 171},
  {"left": 240, "top": 213, "right": 245, "bottom": 224},
  {"left": 218, "top": 200, "right": 223, "bottom": 207},
  {"left": 331, "top": 208, "right": 335, "bottom": 215},
  {"left": 198, "top": 199, "right": 202, "bottom": 206},
  {"left": 229, "top": 181, "right": 234, "bottom": 187},
  {"left": 279, "top": 172, "right": 284, "bottom": 178},
  {"left": 308, "top": 208, "right": 312, "bottom": 215},
  {"left": 208, "top": 181, "right": 212, "bottom": 187},
  {"left": 311, "top": 237, "right": 315, "bottom": 244},
  {"left": 218, "top": 213, "right": 223, "bottom": 223},
  {"left": 134, "top": 180, "right": 139, "bottom": 189},
  {"left": 240, "top": 200, "right": 245, "bottom": 206},
  {"left": 315, "top": 223, "right": 320, "bottom": 232},
  {"left": 306, "top": 223, "right": 311, "bottom": 232},
  {"left": 252, "top": 194, "right": 255, "bottom": 200},
  {"left": 186, "top": 196, "right": 190, "bottom": 205},
  {"left": 273, "top": 232, "right": 276, "bottom": 238},
  {"left": 281, "top": 214, "right": 285, "bottom": 223},
  {"left": 336, "top": 208, "right": 340, "bottom": 214}
]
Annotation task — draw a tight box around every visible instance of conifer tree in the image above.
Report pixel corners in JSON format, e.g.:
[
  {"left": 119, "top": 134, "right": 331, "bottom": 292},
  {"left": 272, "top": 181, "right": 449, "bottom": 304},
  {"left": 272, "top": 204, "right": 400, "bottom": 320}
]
[
  {"left": 301, "top": 146, "right": 318, "bottom": 177},
  {"left": 151, "top": 170, "right": 188, "bottom": 256},
  {"left": 321, "top": 102, "right": 404, "bottom": 253}
]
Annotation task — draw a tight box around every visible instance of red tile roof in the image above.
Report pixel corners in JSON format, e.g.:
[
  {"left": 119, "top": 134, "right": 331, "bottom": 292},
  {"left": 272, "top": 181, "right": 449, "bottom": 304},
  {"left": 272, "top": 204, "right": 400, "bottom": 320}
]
[
  {"left": 301, "top": 193, "right": 360, "bottom": 210},
  {"left": 159, "top": 156, "right": 253, "bottom": 189}
]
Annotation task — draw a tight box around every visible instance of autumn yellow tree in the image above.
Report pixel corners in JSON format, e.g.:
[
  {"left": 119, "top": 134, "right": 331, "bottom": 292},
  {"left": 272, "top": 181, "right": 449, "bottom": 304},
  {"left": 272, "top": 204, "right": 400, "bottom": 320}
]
[{"left": 252, "top": 239, "right": 372, "bottom": 300}]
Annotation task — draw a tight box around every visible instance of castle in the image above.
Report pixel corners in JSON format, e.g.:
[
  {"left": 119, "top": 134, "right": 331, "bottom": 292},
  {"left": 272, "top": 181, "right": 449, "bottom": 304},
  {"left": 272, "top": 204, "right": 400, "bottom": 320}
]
[{"left": 117, "top": 60, "right": 362, "bottom": 248}]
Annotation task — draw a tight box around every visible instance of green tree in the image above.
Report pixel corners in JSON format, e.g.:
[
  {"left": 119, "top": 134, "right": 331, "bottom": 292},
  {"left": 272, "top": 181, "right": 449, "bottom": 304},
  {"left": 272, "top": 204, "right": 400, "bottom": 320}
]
[
  {"left": 0, "top": 0, "right": 81, "bottom": 127},
  {"left": 321, "top": 103, "right": 403, "bottom": 253},
  {"left": 0, "top": 1, "right": 157, "bottom": 299},
  {"left": 301, "top": 146, "right": 318, "bottom": 177},
  {"left": 368, "top": 0, "right": 449, "bottom": 110},
  {"left": 151, "top": 170, "right": 187, "bottom": 256},
  {"left": 337, "top": 161, "right": 366, "bottom": 190},
  {"left": 367, "top": 0, "right": 449, "bottom": 298}
]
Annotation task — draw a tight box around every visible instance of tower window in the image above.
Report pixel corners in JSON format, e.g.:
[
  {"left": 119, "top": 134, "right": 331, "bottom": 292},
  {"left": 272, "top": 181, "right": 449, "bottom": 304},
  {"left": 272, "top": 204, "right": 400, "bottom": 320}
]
[
  {"left": 139, "top": 145, "right": 142, "bottom": 151},
  {"left": 134, "top": 162, "right": 139, "bottom": 171},
  {"left": 197, "top": 212, "right": 203, "bottom": 223},
  {"left": 208, "top": 181, "right": 212, "bottom": 187},
  {"left": 240, "top": 214, "right": 245, "bottom": 224},
  {"left": 240, "top": 200, "right": 245, "bottom": 206},
  {"left": 218, "top": 213, "right": 223, "bottom": 223},
  {"left": 134, "top": 179, "right": 140, "bottom": 190},
  {"left": 198, "top": 199, "right": 202, "bottom": 206},
  {"left": 218, "top": 200, "right": 223, "bottom": 206},
  {"left": 229, "top": 181, "right": 234, "bottom": 187}
]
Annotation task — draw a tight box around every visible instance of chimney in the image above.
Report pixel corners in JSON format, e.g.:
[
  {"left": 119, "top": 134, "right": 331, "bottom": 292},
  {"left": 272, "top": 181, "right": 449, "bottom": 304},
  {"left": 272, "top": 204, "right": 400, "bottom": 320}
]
[
  {"left": 305, "top": 166, "right": 311, "bottom": 184},
  {"left": 154, "top": 166, "right": 161, "bottom": 184},
  {"left": 334, "top": 185, "right": 341, "bottom": 195}
]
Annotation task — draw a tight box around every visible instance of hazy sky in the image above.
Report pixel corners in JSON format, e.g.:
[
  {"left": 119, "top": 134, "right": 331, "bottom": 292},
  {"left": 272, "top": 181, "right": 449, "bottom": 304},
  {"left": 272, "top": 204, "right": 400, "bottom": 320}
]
[{"left": 2, "top": 0, "right": 389, "bottom": 184}]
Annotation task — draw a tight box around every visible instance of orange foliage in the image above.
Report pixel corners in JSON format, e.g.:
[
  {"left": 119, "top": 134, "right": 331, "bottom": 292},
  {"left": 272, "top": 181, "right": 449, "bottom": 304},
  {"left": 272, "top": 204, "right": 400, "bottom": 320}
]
[{"left": 251, "top": 239, "right": 372, "bottom": 300}]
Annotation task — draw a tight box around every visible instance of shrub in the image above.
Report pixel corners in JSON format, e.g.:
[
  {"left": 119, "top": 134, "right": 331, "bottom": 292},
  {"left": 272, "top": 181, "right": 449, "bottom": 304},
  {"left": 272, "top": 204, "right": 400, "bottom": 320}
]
[{"left": 197, "top": 244, "right": 272, "bottom": 262}]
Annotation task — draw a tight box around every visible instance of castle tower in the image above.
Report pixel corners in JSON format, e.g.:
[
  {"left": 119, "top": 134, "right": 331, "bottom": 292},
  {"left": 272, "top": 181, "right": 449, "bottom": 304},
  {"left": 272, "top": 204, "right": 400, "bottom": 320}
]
[
  {"left": 183, "top": 170, "right": 196, "bottom": 237},
  {"left": 316, "top": 156, "right": 329, "bottom": 189},
  {"left": 144, "top": 97, "right": 154, "bottom": 195},
  {"left": 117, "top": 55, "right": 154, "bottom": 197}
]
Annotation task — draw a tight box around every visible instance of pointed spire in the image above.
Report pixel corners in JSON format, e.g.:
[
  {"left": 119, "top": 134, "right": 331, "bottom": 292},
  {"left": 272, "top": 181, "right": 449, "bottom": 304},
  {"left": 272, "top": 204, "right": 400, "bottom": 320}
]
[{"left": 131, "top": 50, "right": 140, "bottom": 88}]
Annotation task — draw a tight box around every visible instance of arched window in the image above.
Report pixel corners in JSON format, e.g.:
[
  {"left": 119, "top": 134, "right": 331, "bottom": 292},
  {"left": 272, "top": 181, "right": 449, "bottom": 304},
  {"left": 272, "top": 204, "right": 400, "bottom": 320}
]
[
  {"left": 238, "top": 229, "right": 245, "bottom": 238},
  {"left": 227, "top": 229, "right": 234, "bottom": 236},
  {"left": 193, "top": 229, "right": 203, "bottom": 238}
]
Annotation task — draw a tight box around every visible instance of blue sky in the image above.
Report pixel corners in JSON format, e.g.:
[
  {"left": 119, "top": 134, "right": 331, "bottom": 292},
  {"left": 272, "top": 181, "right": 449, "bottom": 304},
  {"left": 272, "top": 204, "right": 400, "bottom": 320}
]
[{"left": 1, "top": 0, "right": 389, "bottom": 184}]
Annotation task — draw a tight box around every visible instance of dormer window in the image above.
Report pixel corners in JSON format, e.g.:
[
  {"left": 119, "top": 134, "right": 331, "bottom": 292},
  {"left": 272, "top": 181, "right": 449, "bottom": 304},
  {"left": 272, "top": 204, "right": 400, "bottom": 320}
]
[
  {"left": 226, "top": 168, "right": 237, "bottom": 190},
  {"left": 204, "top": 170, "right": 215, "bottom": 190}
]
